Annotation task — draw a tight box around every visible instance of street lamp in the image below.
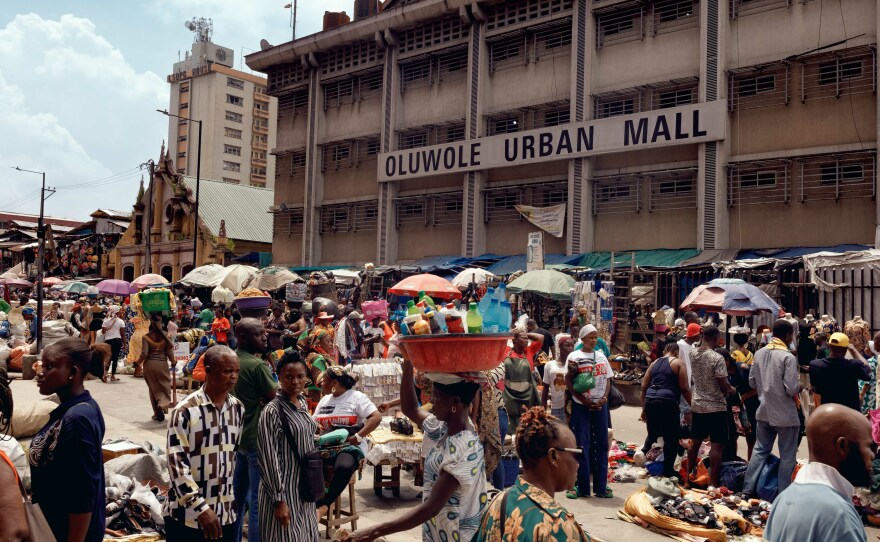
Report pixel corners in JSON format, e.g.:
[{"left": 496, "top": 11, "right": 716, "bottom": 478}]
[
  {"left": 284, "top": 2, "right": 297, "bottom": 41},
  {"left": 157, "top": 109, "right": 202, "bottom": 268},
  {"left": 11, "top": 166, "right": 53, "bottom": 355}
]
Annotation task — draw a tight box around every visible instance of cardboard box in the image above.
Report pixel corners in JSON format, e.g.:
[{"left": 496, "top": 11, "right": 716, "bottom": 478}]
[{"left": 102, "top": 442, "right": 144, "bottom": 463}]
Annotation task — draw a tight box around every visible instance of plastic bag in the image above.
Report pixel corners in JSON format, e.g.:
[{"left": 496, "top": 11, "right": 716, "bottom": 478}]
[
  {"left": 757, "top": 454, "right": 780, "bottom": 502},
  {"left": 573, "top": 372, "right": 595, "bottom": 393}
]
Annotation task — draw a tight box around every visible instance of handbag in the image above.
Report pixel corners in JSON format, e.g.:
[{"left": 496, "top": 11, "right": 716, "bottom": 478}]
[
  {"left": 16, "top": 476, "right": 57, "bottom": 542},
  {"left": 275, "top": 398, "right": 326, "bottom": 502},
  {"left": 608, "top": 381, "right": 625, "bottom": 410}
]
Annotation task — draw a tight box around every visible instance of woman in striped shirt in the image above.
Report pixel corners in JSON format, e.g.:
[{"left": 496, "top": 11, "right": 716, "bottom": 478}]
[{"left": 257, "top": 351, "right": 319, "bottom": 542}]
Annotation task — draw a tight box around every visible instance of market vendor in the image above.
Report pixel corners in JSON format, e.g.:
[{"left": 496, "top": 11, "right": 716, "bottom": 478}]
[
  {"left": 303, "top": 328, "right": 334, "bottom": 407},
  {"left": 313, "top": 366, "right": 381, "bottom": 516},
  {"left": 503, "top": 329, "right": 544, "bottom": 436}
]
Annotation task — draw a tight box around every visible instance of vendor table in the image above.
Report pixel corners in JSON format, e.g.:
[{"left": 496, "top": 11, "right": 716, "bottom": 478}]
[{"left": 366, "top": 421, "right": 424, "bottom": 497}]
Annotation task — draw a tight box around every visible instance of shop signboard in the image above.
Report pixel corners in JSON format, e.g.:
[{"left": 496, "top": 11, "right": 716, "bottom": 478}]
[
  {"left": 379, "top": 100, "right": 726, "bottom": 181},
  {"left": 173, "top": 342, "right": 190, "bottom": 365},
  {"left": 527, "top": 232, "right": 544, "bottom": 272}
]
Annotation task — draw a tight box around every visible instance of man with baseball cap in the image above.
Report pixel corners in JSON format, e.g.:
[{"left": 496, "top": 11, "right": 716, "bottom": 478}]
[{"left": 810, "top": 332, "right": 872, "bottom": 411}]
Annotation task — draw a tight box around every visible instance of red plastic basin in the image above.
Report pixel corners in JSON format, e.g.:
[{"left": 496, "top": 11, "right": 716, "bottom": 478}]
[{"left": 400, "top": 333, "right": 513, "bottom": 373}]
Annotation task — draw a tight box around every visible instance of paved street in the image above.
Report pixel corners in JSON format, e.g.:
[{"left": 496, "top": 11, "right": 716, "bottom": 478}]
[{"left": 11, "top": 374, "right": 678, "bottom": 541}]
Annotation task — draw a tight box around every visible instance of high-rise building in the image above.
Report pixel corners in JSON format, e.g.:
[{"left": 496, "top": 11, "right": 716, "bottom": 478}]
[{"left": 166, "top": 19, "right": 277, "bottom": 188}]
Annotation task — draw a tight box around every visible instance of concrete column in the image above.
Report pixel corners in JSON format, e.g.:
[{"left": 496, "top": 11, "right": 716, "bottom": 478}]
[
  {"left": 697, "top": 0, "right": 729, "bottom": 250},
  {"left": 377, "top": 33, "right": 400, "bottom": 265},
  {"left": 462, "top": 10, "right": 486, "bottom": 257},
  {"left": 876, "top": 4, "right": 880, "bottom": 247},
  {"left": 134, "top": 253, "right": 142, "bottom": 278},
  {"left": 568, "top": 0, "right": 595, "bottom": 254},
  {"left": 302, "top": 68, "right": 322, "bottom": 265},
  {"left": 171, "top": 251, "right": 181, "bottom": 282}
]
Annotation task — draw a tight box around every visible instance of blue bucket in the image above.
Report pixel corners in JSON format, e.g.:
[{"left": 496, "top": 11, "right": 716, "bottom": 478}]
[{"left": 502, "top": 457, "right": 520, "bottom": 487}]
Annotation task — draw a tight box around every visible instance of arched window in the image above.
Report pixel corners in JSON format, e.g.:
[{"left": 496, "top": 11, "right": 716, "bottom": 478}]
[
  {"left": 181, "top": 264, "right": 194, "bottom": 277},
  {"left": 122, "top": 265, "right": 135, "bottom": 282},
  {"left": 160, "top": 265, "right": 173, "bottom": 283}
]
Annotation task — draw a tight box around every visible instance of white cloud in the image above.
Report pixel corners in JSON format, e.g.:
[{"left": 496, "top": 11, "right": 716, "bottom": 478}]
[{"left": 0, "top": 14, "right": 167, "bottom": 220}]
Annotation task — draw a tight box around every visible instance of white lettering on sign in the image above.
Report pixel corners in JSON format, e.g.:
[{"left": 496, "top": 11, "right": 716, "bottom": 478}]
[{"left": 378, "top": 101, "right": 726, "bottom": 181}]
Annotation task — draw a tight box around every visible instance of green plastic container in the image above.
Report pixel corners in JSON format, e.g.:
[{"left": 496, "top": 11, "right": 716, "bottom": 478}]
[{"left": 140, "top": 291, "right": 171, "bottom": 314}]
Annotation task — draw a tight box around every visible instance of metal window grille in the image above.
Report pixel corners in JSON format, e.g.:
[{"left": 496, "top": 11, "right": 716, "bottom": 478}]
[
  {"left": 798, "top": 151, "right": 876, "bottom": 202},
  {"left": 353, "top": 137, "right": 381, "bottom": 167},
  {"left": 533, "top": 20, "right": 573, "bottom": 60},
  {"left": 227, "top": 77, "right": 244, "bottom": 90},
  {"left": 483, "top": 181, "right": 567, "bottom": 223},
  {"left": 727, "top": 63, "right": 790, "bottom": 111},
  {"left": 592, "top": 175, "right": 641, "bottom": 215},
  {"left": 400, "top": 56, "right": 434, "bottom": 91},
  {"left": 439, "top": 123, "right": 466, "bottom": 144},
  {"left": 323, "top": 78, "right": 355, "bottom": 110},
  {"left": 358, "top": 69, "right": 384, "bottom": 100},
  {"left": 321, "top": 142, "right": 352, "bottom": 171},
  {"left": 653, "top": 0, "right": 699, "bottom": 35},
  {"left": 489, "top": 34, "right": 527, "bottom": 72},
  {"left": 278, "top": 89, "right": 309, "bottom": 121},
  {"left": 727, "top": 159, "right": 791, "bottom": 206},
  {"left": 437, "top": 47, "right": 469, "bottom": 83},
  {"left": 595, "top": 4, "right": 644, "bottom": 48},
  {"left": 355, "top": 201, "right": 379, "bottom": 231},
  {"left": 653, "top": 86, "right": 697, "bottom": 109},
  {"left": 267, "top": 61, "right": 310, "bottom": 93},
  {"left": 800, "top": 46, "right": 876, "bottom": 103},
  {"left": 320, "top": 205, "right": 350, "bottom": 234},
  {"left": 223, "top": 145, "right": 241, "bottom": 156},
  {"left": 540, "top": 108, "right": 571, "bottom": 127},
  {"left": 321, "top": 40, "right": 383, "bottom": 76},
  {"left": 398, "top": 129, "right": 429, "bottom": 150},
  {"left": 394, "top": 192, "right": 464, "bottom": 228},
  {"left": 487, "top": 115, "right": 522, "bottom": 135},
  {"left": 273, "top": 207, "right": 305, "bottom": 236},
  {"left": 729, "top": 0, "right": 791, "bottom": 20},
  {"left": 399, "top": 16, "right": 468, "bottom": 54},
  {"left": 487, "top": 0, "right": 574, "bottom": 31},
  {"left": 647, "top": 169, "right": 697, "bottom": 211},
  {"left": 320, "top": 201, "right": 378, "bottom": 233},
  {"left": 594, "top": 93, "right": 640, "bottom": 118}
]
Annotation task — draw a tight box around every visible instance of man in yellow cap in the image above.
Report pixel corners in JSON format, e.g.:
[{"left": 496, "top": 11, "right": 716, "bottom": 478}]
[{"left": 810, "top": 332, "right": 872, "bottom": 411}]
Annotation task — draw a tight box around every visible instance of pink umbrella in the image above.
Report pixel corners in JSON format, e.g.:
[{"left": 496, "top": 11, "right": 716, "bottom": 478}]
[
  {"left": 96, "top": 279, "right": 132, "bottom": 296},
  {"left": 388, "top": 273, "right": 462, "bottom": 300},
  {"left": 131, "top": 273, "right": 170, "bottom": 291},
  {"left": 0, "top": 278, "right": 33, "bottom": 288}
]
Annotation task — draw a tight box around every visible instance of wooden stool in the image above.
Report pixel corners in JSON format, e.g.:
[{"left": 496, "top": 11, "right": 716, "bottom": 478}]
[{"left": 319, "top": 471, "right": 359, "bottom": 539}]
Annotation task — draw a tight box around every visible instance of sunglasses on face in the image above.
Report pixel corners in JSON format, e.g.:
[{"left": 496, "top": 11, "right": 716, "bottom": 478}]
[{"left": 552, "top": 447, "right": 584, "bottom": 459}]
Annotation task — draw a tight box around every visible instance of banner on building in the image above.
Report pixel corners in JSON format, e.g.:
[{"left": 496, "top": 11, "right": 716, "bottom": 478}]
[
  {"left": 515, "top": 204, "right": 566, "bottom": 238},
  {"left": 379, "top": 101, "right": 727, "bottom": 181},
  {"left": 527, "top": 232, "right": 544, "bottom": 272}
]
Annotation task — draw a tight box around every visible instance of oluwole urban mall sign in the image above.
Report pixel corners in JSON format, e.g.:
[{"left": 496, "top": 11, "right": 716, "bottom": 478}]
[{"left": 378, "top": 101, "right": 727, "bottom": 182}]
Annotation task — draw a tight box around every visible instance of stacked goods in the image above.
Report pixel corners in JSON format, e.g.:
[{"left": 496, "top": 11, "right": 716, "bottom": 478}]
[
  {"left": 131, "top": 289, "right": 176, "bottom": 319},
  {"left": 233, "top": 287, "right": 271, "bottom": 316}
]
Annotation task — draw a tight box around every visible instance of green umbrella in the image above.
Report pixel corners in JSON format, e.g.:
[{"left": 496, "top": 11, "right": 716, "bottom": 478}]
[
  {"left": 60, "top": 281, "right": 90, "bottom": 294},
  {"left": 506, "top": 269, "right": 575, "bottom": 301}
]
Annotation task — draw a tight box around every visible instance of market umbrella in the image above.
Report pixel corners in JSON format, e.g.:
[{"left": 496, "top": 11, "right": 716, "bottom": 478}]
[
  {"left": 209, "top": 264, "right": 258, "bottom": 294},
  {"left": 42, "top": 277, "right": 62, "bottom": 286},
  {"left": 179, "top": 264, "right": 225, "bottom": 287},
  {"left": 59, "top": 281, "right": 90, "bottom": 294},
  {"left": 451, "top": 268, "right": 495, "bottom": 289},
  {"left": 0, "top": 278, "right": 33, "bottom": 288},
  {"left": 506, "top": 269, "right": 575, "bottom": 301},
  {"left": 388, "top": 273, "right": 462, "bottom": 300},
  {"left": 243, "top": 266, "right": 303, "bottom": 291},
  {"left": 95, "top": 279, "right": 132, "bottom": 297},
  {"left": 131, "top": 273, "right": 170, "bottom": 291},
  {"left": 680, "top": 278, "right": 781, "bottom": 316}
]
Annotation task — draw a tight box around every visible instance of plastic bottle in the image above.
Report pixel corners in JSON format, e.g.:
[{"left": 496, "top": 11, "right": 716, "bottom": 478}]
[
  {"left": 484, "top": 299, "right": 501, "bottom": 333},
  {"left": 406, "top": 300, "right": 419, "bottom": 316},
  {"left": 494, "top": 283, "right": 507, "bottom": 303},
  {"left": 416, "top": 300, "right": 429, "bottom": 316},
  {"left": 424, "top": 311, "right": 442, "bottom": 334},
  {"left": 466, "top": 302, "right": 483, "bottom": 334},
  {"left": 445, "top": 303, "right": 465, "bottom": 333},
  {"left": 403, "top": 314, "right": 421, "bottom": 334},
  {"left": 478, "top": 287, "right": 495, "bottom": 315},
  {"left": 418, "top": 290, "right": 437, "bottom": 310},
  {"left": 434, "top": 307, "right": 449, "bottom": 332},
  {"left": 413, "top": 318, "right": 431, "bottom": 335},
  {"left": 499, "top": 300, "right": 513, "bottom": 332}
]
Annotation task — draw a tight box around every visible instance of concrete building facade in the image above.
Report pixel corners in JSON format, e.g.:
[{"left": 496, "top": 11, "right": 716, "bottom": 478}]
[
  {"left": 167, "top": 37, "right": 278, "bottom": 188},
  {"left": 247, "top": 0, "right": 878, "bottom": 267}
]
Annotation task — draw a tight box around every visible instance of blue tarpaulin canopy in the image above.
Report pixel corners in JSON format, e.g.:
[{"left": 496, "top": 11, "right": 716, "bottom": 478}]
[{"left": 734, "top": 244, "right": 871, "bottom": 260}]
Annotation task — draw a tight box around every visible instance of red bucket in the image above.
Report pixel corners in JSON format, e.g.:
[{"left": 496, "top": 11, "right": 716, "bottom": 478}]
[{"left": 400, "top": 333, "right": 513, "bottom": 373}]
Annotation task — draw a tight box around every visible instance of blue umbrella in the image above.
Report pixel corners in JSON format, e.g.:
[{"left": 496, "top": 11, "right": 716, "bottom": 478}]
[{"left": 681, "top": 278, "right": 782, "bottom": 316}]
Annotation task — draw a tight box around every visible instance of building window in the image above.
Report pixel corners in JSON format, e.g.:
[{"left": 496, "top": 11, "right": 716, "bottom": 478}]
[
  {"left": 399, "top": 131, "right": 429, "bottom": 150},
  {"left": 399, "top": 15, "right": 468, "bottom": 54},
  {"left": 179, "top": 102, "right": 189, "bottom": 110},
  {"left": 225, "top": 127, "right": 242, "bottom": 139},
  {"left": 489, "top": 37, "right": 524, "bottom": 72},
  {"left": 253, "top": 150, "right": 267, "bottom": 161},
  {"left": 543, "top": 189, "right": 566, "bottom": 206},
  {"left": 820, "top": 163, "right": 864, "bottom": 184},
  {"left": 226, "top": 110, "right": 243, "bottom": 123},
  {"left": 223, "top": 161, "right": 241, "bottom": 172},
  {"left": 178, "top": 152, "right": 186, "bottom": 158},
  {"left": 542, "top": 109, "right": 570, "bottom": 127},
  {"left": 323, "top": 79, "right": 354, "bottom": 109},
  {"left": 445, "top": 199, "right": 463, "bottom": 214},
  {"left": 653, "top": 0, "right": 699, "bottom": 35},
  {"left": 179, "top": 83, "right": 189, "bottom": 93},
  {"left": 223, "top": 144, "right": 241, "bottom": 156},
  {"left": 401, "top": 59, "right": 432, "bottom": 85},
  {"left": 322, "top": 143, "right": 352, "bottom": 171},
  {"left": 649, "top": 172, "right": 697, "bottom": 211},
  {"left": 737, "top": 74, "right": 775, "bottom": 97},
  {"left": 227, "top": 77, "right": 245, "bottom": 90},
  {"left": 657, "top": 88, "right": 695, "bottom": 108},
  {"left": 366, "top": 140, "right": 380, "bottom": 155},
  {"left": 598, "top": 98, "right": 635, "bottom": 118},
  {"left": 489, "top": 117, "right": 521, "bottom": 135},
  {"left": 597, "top": 184, "right": 630, "bottom": 202},
  {"left": 222, "top": 177, "right": 240, "bottom": 184},
  {"left": 595, "top": 6, "right": 643, "bottom": 48},
  {"left": 593, "top": 176, "right": 640, "bottom": 215},
  {"left": 486, "top": 0, "right": 574, "bottom": 31},
  {"left": 491, "top": 193, "right": 518, "bottom": 209},
  {"left": 253, "top": 133, "right": 268, "bottom": 145},
  {"left": 251, "top": 166, "right": 267, "bottom": 176},
  {"left": 801, "top": 46, "right": 876, "bottom": 102},
  {"left": 818, "top": 60, "right": 863, "bottom": 85},
  {"left": 226, "top": 94, "right": 244, "bottom": 106},
  {"left": 178, "top": 135, "right": 188, "bottom": 142},
  {"left": 400, "top": 202, "right": 425, "bottom": 217},
  {"left": 443, "top": 124, "right": 466, "bottom": 143},
  {"left": 741, "top": 171, "right": 777, "bottom": 189}
]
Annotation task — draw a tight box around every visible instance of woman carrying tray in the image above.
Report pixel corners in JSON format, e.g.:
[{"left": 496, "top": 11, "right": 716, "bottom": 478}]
[{"left": 344, "top": 352, "right": 487, "bottom": 542}]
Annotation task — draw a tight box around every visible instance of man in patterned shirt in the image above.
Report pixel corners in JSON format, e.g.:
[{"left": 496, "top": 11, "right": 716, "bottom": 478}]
[{"left": 164, "top": 345, "right": 244, "bottom": 541}]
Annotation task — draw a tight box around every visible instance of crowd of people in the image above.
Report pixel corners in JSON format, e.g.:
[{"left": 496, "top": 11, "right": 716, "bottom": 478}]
[{"left": 1, "top": 284, "right": 880, "bottom": 542}]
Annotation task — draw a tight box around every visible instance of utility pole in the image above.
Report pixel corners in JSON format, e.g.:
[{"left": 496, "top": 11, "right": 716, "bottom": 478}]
[
  {"left": 285, "top": 1, "right": 298, "bottom": 41},
  {"left": 140, "top": 160, "right": 156, "bottom": 273},
  {"left": 12, "top": 167, "right": 54, "bottom": 355}
]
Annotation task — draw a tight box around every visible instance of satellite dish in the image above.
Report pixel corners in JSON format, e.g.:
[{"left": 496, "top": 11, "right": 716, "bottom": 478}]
[
  {"left": 184, "top": 21, "right": 196, "bottom": 31},
  {"left": 260, "top": 39, "right": 273, "bottom": 51}
]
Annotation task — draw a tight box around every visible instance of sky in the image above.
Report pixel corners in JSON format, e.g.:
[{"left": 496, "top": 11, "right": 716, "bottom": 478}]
[{"left": 0, "top": 0, "right": 351, "bottom": 222}]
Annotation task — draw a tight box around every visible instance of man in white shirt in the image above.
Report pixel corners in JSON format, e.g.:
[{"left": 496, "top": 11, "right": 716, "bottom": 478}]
[
  {"left": 101, "top": 306, "right": 126, "bottom": 382},
  {"left": 765, "top": 404, "right": 875, "bottom": 542}
]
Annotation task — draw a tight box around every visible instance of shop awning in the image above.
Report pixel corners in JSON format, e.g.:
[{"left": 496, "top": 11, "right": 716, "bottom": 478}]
[
  {"left": 577, "top": 248, "right": 701, "bottom": 269},
  {"left": 486, "top": 253, "right": 584, "bottom": 275},
  {"left": 735, "top": 244, "right": 870, "bottom": 260}
]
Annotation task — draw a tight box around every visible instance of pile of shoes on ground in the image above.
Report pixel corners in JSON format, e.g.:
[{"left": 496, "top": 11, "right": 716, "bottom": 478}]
[{"left": 650, "top": 486, "right": 773, "bottom": 536}]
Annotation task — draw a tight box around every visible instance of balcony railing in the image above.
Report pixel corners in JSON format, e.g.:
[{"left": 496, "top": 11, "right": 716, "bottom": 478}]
[{"left": 254, "top": 108, "right": 270, "bottom": 119}]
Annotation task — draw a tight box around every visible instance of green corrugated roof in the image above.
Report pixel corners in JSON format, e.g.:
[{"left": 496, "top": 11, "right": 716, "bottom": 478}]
[{"left": 577, "top": 249, "right": 701, "bottom": 269}]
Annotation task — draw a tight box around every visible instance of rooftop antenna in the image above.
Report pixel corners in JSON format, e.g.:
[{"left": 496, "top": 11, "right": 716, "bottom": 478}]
[
  {"left": 284, "top": 2, "right": 298, "bottom": 41},
  {"left": 184, "top": 17, "right": 213, "bottom": 43}
]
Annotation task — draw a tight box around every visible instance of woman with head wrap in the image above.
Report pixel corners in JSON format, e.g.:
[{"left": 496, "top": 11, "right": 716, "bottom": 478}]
[
  {"left": 304, "top": 327, "right": 334, "bottom": 408},
  {"left": 565, "top": 324, "right": 613, "bottom": 499},
  {"left": 344, "top": 354, "right": 486, "bottom": 542}
]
